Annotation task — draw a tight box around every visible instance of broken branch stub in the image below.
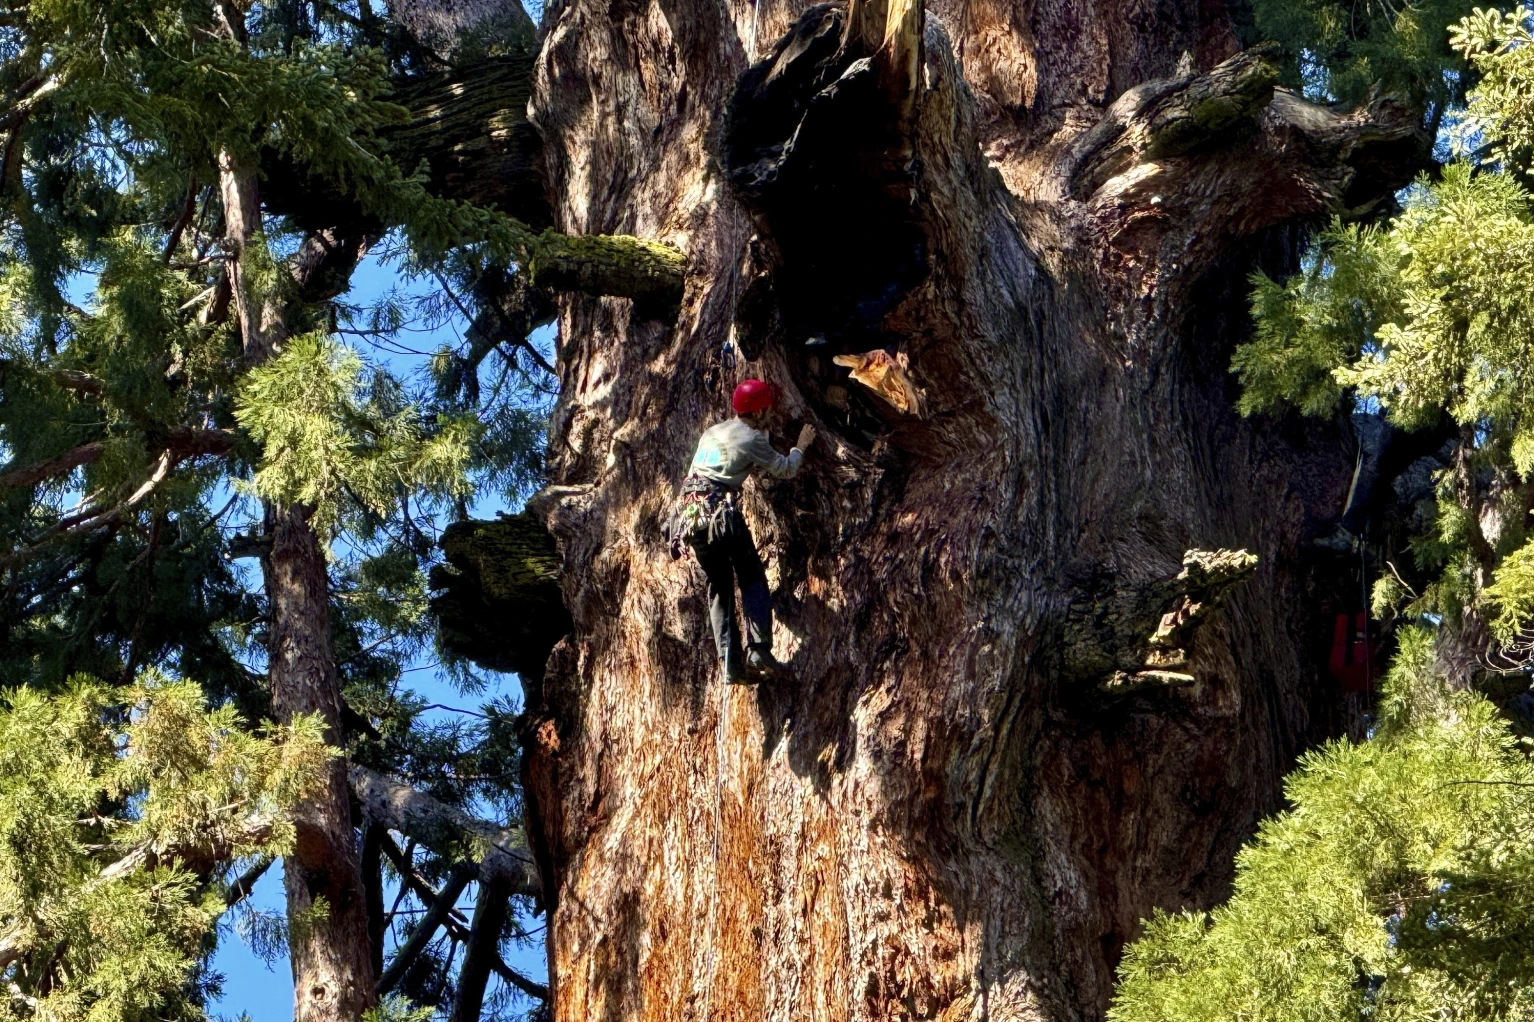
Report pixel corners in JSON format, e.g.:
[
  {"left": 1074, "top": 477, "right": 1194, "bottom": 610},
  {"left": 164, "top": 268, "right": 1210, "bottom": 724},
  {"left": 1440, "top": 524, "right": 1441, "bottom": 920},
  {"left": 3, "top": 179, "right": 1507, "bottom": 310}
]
[
  {"left": 833, "top": 349, "right": 925, "bottom": 417},
  {"left": 1068, "top": 47, "right": 1281, "bottom": 199},
  {"left": 842, "top": 0, "right": 922, "bottom": 107},
  {"left": 1061, "top": 547, "right": 1259, "bottom": 692},
  {"left": 429, "top": 514, "right": 570, "bottom": 683}
]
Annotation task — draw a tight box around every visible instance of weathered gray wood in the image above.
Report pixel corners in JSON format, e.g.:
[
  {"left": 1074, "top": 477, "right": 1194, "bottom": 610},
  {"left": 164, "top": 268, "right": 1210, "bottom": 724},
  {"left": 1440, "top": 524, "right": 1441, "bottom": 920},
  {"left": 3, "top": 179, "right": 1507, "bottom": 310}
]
[{"left": 348, "top": 764, "right": 539, "bottom": 894}]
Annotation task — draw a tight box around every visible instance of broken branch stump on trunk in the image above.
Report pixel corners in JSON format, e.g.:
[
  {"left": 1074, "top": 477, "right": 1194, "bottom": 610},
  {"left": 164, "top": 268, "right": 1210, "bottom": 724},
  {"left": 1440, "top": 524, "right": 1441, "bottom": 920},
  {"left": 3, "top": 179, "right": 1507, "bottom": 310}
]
[{"left": 429, "top": 513, "right": 570, "bottom": 684}]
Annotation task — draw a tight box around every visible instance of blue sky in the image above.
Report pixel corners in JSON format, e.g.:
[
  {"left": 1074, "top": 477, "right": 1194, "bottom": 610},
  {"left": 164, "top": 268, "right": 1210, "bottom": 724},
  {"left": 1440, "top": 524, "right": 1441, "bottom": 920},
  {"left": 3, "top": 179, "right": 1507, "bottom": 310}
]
[{"left": 207, "top": 252, "right": 552, "bottom": 1021}]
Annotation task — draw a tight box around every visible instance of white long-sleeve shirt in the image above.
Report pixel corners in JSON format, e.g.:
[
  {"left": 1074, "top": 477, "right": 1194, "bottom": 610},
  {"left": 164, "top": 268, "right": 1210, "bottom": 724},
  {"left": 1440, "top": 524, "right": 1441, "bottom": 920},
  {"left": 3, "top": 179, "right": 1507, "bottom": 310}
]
[{"left": 688, "top": 417, "right": 802, "bottom": 490}]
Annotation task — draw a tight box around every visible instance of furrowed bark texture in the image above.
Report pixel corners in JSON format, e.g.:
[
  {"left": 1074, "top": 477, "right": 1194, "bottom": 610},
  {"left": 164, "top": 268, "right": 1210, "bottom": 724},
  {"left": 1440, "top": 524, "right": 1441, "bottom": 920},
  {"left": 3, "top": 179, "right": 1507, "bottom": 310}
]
[
  {"left": 219, "top": 153, "right": 378, "bottom": 1022},
  {"left": 517, "top": 0, "right": 1427, "bottom": 1017}
]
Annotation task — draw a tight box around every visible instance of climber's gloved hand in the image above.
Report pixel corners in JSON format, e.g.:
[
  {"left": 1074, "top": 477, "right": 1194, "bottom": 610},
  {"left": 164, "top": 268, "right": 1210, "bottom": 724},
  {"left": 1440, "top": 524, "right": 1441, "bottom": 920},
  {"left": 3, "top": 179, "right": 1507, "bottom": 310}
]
[{"left": 796, "top": 424, "right": 817, "bottom": 452}]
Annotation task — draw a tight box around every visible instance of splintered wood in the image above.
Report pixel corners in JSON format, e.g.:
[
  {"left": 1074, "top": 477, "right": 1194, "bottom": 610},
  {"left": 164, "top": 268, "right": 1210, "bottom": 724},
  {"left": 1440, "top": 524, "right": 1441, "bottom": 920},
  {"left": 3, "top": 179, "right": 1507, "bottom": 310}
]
[{"left": 831, "top": 349, "right": 925, "bottom": 417}]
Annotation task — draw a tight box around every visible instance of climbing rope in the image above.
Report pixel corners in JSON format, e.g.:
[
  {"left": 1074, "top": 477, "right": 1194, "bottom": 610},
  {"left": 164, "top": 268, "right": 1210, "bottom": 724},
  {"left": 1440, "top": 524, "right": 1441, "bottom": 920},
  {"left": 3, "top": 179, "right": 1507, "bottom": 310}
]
[{"left": 700, "top": 673, "right": 729, "bottom": 1021}]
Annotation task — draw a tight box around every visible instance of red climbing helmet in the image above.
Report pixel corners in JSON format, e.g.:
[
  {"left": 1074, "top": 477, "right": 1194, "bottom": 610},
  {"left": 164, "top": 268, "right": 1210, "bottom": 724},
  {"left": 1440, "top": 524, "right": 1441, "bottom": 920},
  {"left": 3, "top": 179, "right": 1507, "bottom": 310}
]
[{"left": 731, "top": 378, "right": 775, "bottom": 415}]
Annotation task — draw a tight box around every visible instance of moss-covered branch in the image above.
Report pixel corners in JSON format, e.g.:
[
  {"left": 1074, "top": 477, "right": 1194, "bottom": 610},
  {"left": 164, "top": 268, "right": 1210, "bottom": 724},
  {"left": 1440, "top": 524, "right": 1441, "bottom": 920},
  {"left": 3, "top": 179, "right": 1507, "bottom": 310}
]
[
  {"left": 528, "top": 230, "right": 687, "bottom": 312},
  {"left": 429, "top": 513, "right": 571, "bottom": 681},
  {"left": 263, "top": 52, "right": 688, "bottom": 313}
]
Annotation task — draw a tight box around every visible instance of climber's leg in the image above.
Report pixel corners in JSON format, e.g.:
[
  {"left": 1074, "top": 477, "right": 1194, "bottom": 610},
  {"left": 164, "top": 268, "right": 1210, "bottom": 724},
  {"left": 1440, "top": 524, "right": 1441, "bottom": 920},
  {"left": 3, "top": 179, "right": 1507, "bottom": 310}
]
[
  {"left": 693, "top": 535, "right": 745, "bottom": 683},
  {"left": 729, "top": 524, "right": 788, "bottom": 676}
]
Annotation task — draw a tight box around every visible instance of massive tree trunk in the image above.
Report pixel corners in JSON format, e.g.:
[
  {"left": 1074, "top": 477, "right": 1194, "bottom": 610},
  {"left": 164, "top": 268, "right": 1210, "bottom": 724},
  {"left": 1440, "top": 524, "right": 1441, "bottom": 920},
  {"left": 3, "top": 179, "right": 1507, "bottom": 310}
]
[{"left": 511, "top": 0, "right": 1428, "bottom": 1018}]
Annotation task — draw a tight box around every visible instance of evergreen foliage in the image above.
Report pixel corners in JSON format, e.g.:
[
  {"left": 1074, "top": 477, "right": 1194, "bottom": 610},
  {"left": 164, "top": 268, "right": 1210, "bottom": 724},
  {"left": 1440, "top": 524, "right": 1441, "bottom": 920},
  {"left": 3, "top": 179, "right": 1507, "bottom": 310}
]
[
  {"left": 1249, "top": 0, "right": 1478, "bottom": 108},
  {"left": 0, "top": 677, "right": 328, "bottom": 1021},
  {"left": 1234, "top": 6, "right": 1534, "bottom": 637},
  {"left": 1110, "top": 629, "right": 1534, "bottom": 1022},
  {"left": 0, "top": 0, "right": 554, "bottom": 1017},
  {"left": 1118, "top": 8, "right": 1534, "bottom": 1020}
]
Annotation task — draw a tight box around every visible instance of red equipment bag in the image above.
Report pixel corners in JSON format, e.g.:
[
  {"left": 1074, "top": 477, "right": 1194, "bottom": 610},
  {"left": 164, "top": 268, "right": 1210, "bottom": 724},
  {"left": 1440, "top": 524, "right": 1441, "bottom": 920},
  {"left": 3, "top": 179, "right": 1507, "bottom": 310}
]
[{"left": 1329, "top": 612, "right": 1373, "bottom": 692}]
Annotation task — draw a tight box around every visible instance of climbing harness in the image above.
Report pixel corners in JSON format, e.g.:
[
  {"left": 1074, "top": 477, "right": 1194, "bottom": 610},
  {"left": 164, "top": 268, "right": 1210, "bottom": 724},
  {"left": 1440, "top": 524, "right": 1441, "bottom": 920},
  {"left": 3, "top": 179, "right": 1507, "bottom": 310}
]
[{"left": 662, "top": 475, "right": 742, "bottom": 560}]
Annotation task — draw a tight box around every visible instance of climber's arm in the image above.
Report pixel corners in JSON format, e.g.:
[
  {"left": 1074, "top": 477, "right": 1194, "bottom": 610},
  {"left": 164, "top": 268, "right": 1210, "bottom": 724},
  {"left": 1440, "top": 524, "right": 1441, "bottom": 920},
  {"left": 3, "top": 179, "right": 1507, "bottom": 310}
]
[{"left": 745, "top": 429, "right": 805, "bottom": 480}]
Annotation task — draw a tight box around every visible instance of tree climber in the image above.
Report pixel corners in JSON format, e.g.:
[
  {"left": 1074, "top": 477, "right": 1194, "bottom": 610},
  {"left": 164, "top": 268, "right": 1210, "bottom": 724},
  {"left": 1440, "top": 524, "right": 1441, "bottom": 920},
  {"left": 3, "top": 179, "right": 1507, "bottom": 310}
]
[{"left": 668, "top": 379, "right": 815, "bottom": 684}]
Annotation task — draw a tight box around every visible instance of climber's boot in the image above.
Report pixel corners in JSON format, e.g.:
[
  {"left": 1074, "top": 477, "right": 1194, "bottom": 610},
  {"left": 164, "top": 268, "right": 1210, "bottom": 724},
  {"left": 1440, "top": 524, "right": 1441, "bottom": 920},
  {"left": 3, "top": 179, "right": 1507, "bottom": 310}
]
[
  {"left": 722, "top": 645, "right": 750, "bottom": 685},
  {"left": 745, "top": 644, "right": 790, "bottom": 680}
]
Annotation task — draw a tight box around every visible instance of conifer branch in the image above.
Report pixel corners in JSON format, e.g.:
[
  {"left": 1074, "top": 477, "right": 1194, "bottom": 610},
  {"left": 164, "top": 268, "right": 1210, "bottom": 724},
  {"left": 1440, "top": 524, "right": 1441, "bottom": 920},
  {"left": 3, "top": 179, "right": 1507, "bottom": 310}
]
[
  {"left": 0, "top": 441, "right": 106, "bottom": 489},
  {"left": 0, "top": 358, "right": 106, "bottom": 399},
  {"left": 0, "top": 429, "right": 236, "bottom": 565},
  {"left": 378, "top": 833, "right": 474, "bottom": 937},
  {"left": 224, "top": 855, "right": 275, "bottom": 908},
  {"left": 97, "top": 815, "right": 277, "bottom": 886},
  {"left": 449, "top": 868, "right": 510, "bottom": 1021},
  {"left": 492, "top": 955, "right": 550, "bottom": 1002},
  {"left": 0, "top": 74, "right": 59, "bottom": 133}
]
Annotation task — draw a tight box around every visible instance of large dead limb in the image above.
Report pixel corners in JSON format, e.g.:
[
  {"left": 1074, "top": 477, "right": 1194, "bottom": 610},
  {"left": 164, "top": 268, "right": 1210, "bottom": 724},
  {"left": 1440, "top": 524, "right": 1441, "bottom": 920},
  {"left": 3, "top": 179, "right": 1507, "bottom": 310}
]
[{"left": 348, "top": 764, "right": 540, "bottom": 895}]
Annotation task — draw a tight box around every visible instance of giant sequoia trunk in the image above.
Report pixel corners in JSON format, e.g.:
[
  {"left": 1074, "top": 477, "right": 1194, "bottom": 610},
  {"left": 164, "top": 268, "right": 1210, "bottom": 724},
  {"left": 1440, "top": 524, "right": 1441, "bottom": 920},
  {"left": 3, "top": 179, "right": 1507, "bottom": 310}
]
[{"left": 516, "top": 0, "right": 1426, "bottom": 1017}]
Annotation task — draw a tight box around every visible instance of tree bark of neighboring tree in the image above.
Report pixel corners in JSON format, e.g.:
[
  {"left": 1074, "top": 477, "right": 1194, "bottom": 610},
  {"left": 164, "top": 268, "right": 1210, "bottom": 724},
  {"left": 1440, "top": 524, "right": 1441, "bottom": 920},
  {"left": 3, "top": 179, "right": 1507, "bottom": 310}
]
[
  {"left": 515, "top": 0, "right": 1428, "bottom": 1019},
  {"left": 218, "top": 149, "right": 379, "bottom": 1021}
]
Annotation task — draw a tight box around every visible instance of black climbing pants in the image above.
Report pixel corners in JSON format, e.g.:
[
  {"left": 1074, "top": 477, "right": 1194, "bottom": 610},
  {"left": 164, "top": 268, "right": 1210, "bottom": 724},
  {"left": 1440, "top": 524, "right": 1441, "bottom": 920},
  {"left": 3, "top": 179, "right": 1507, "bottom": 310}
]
[{"left": 691, "top": 511, "right": 773, "bottom": 663}]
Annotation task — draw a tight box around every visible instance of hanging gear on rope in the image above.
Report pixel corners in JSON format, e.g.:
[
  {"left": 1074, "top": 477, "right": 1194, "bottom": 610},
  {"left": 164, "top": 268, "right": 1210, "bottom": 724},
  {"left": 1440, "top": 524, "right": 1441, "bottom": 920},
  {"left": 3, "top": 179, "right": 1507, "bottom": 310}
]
[
  {"left": 1329, "top": 611, "right": 1374, "bottom": 693},
  {"left": 663, "top": 379, "right": 815, "bottom": 684}
]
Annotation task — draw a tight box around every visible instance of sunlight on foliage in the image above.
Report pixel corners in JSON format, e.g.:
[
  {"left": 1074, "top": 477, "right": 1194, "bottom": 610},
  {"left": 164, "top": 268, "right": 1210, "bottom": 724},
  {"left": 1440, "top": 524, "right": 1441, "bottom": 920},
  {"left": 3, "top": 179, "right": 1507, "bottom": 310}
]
[
  {"left": 234, "top": 332, "right": 476, "bottom": 533},
  {"left": 1236, "top": 157, "right": 1534, "bottom": 636},
  {"left": 1111, "top": 628, "right": 1534, "bottom": 1022},
  {"left": 0, "top": 676, "right": 330, "bottom": 1021}
]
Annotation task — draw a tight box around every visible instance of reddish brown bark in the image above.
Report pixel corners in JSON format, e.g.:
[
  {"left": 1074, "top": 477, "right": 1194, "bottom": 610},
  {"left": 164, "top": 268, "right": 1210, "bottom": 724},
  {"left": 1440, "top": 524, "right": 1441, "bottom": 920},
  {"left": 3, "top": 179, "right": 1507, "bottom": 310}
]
[
  {"left": 516, "top": 0, "right": 1425, "bottom": 1018},
  {"left": 219, "top": 147, "right": 379, "bottom": 1022}
]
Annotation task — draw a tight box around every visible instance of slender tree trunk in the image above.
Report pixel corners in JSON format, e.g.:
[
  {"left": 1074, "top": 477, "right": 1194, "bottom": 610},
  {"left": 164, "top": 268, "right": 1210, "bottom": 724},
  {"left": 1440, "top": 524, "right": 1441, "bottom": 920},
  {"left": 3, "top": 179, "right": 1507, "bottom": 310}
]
[
  {"left": 218, "top": 150, "right": 380, "bottom": 1022},
  {"left": 515, "top": 0, "right": 1427, "bottom": 1018}
]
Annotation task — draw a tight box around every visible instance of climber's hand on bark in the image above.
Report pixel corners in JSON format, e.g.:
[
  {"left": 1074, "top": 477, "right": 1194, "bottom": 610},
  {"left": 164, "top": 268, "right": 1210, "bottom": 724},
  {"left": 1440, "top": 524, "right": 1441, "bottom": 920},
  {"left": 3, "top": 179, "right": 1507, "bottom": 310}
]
[{"left": 796, "top": 424, "right": 817, "bottom": 452}]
